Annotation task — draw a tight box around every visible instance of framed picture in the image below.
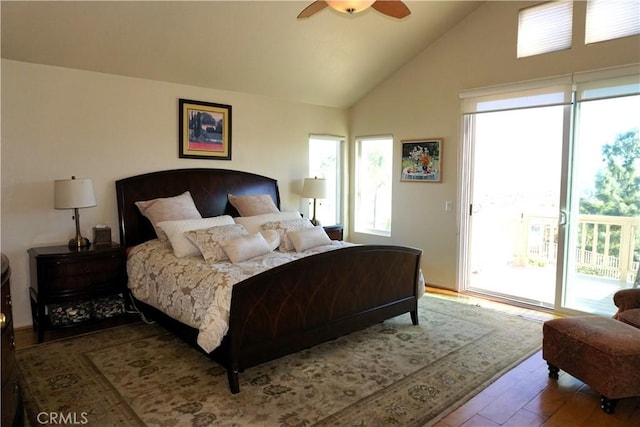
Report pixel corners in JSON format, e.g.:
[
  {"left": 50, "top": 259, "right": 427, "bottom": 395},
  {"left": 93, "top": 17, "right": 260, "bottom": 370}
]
[
  {"left": 401, "top": 138, "right": 442, "bottom": 182},
  {"left": 179, "top": 98, "right": 232, "bottom": 160}
]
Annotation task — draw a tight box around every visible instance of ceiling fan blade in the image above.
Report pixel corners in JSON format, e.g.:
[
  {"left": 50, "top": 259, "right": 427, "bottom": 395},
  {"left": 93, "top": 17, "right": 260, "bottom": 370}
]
[
  {"left": 297, "top": 1, "right": 329, "bottom": 19},
  {"left": 371, "top": 0, "right": 411, "bottom": 19}
]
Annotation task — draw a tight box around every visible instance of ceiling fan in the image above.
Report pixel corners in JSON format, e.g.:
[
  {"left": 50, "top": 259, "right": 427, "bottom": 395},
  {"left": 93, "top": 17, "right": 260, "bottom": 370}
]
[{"left": 297, "top": 1, "right": 411, "bottom": 19}]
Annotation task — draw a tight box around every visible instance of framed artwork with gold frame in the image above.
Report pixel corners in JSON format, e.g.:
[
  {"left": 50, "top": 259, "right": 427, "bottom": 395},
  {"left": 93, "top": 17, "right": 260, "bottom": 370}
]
[{"left": 179, "top": 98, "right": 232, "bottom": 160}]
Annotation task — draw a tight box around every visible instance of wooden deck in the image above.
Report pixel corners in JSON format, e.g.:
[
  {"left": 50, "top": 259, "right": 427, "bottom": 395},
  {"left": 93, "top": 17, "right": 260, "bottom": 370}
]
[{"left": 468, "top": 264, "right": 632, "bottom": 316}]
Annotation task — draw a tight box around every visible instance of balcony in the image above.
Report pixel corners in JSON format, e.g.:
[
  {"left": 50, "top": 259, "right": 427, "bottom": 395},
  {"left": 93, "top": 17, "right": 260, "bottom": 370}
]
[
  {"left": 525, "top": 214, "right": 639, "bottom": 281},
  {"left": 469, "top": 213, "right": 639, "bottom": 316}
]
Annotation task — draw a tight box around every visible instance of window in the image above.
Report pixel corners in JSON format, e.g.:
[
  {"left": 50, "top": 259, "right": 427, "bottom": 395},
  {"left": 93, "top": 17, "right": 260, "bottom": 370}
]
[
  {"left": 585, "top": 0, "right": 640, "bottom": 44},
  {"left": 309, "top": 135, "right": 343, "bottom": 226},
  {"left": 517, "top": 1, "right": 573, "bottom": 58},
  {"left": 355, "top": 136, "right": 393, "bottom": 236}
]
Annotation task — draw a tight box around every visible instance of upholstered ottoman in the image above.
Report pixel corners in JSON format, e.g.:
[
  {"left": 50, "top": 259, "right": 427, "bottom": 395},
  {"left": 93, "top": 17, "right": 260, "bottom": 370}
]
[{"left": 542, "top": 316, "right": 640, "bottom": 414}]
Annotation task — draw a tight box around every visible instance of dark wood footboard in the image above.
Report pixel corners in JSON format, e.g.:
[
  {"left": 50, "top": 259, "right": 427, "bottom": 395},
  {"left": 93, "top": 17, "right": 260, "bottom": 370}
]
[{"left": 224, "top": 244, "right": 422, "bottom": 393}]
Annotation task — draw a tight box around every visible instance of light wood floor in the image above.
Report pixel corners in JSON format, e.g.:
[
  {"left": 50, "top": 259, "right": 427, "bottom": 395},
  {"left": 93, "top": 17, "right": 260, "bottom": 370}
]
[
  {"left": 14, "top": 289, "right": 640, "bottom": 426},
  {"left": 427, "top": 289, "right": 640, "bottom": 427}
]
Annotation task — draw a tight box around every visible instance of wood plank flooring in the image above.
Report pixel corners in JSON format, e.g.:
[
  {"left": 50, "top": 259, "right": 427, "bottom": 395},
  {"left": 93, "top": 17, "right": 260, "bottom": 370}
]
[
  {"left": 428, "top": 289, "right": 640, "bottom": 426},
  {"left": 13, "top": 289, "right": 640, "bottom": 426},
  {"left": 435, "top": 349, "right": 640, "bottom": 426}
]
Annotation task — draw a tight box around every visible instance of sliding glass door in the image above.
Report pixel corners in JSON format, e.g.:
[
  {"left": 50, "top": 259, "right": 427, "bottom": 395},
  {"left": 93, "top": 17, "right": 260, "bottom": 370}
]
[
  {"left": 460, "top": 68, "right": 639, "bottom": 315},
  {"left": 465, "top": 106, "right": 565, "bottom": 307}
]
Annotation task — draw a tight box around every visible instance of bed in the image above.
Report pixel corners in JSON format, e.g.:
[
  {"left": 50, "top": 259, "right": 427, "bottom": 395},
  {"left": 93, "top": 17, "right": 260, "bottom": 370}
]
[{"left": 116, "top": 168, "right": 423, "bottom": 393}]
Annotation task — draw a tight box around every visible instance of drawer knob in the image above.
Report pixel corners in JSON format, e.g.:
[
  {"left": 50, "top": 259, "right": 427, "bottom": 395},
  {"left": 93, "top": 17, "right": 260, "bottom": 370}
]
[{"left": 0, "top": 312, "right": 6, "bottom": 330}]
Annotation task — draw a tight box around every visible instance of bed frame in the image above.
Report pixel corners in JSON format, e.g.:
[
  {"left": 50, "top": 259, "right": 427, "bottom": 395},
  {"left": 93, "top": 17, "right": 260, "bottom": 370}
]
[{"left": 116, "top": 168, "right": 422, "bottom": 393}]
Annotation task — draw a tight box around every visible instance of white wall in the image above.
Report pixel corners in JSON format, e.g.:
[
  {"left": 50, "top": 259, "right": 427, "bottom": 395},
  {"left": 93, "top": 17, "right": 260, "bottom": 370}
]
[
  {"left": 1, "top": 59, "right": 347, "bottom": 327},
  {"left": 349, "top": 1, "right": 640, "bottom": 289}
]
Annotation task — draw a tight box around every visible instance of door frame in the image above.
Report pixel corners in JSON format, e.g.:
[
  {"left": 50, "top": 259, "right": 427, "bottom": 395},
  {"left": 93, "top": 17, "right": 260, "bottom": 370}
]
[{"left": 457, "top": 66, "right": 640, "bottom": 316}]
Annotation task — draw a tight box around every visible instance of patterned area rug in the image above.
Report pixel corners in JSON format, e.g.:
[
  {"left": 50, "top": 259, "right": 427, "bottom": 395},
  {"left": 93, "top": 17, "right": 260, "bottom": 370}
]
[{"left": 17, "top": 295, "right": 542, "bottom": 426}]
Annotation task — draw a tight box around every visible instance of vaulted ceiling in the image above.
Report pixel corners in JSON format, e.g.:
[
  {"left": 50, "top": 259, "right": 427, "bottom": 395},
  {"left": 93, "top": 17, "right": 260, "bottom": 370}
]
[{"left": 1, "top": 1, "right": 483, "bottom": 108}]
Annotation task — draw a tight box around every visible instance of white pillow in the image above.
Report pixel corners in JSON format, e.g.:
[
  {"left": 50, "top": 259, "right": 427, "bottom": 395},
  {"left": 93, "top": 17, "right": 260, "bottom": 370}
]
[
  {"left": 184, "top": 224, "right": 249, "bottom": 262},
  {"left": 228, "top": 194, "right": 279, "bottom": 216},
  {"left": 220, "top": 233, "right": 272, "bottom": 263},
  {"left": 288, "top": 227, "right": 332, "bottom": 252},
  {"left": 234, "top": 211, "right": 301, "bottom": 234},
  {"left": 156, "top": 216, "right": 235, "bottom": 257},
  {"left": 262, "top": 218, "right": 314, "bottom": 252},
  {"left": 135, "top": 191, "right": 202, "bottom": 241},
  {"left": 259, "top": 229, "right": 281, "bottom": 252}
]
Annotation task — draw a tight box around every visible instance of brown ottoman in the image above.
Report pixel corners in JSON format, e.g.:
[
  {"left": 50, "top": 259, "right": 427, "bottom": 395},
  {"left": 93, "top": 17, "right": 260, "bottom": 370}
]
[{"left": 542, "top": 316, "right": 640, "bottom": 414}]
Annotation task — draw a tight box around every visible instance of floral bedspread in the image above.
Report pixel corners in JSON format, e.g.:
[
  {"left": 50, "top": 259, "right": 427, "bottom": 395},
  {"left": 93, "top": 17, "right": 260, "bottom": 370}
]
[{"left": 127, "top": 240, "right": 351, "bottom": 353}]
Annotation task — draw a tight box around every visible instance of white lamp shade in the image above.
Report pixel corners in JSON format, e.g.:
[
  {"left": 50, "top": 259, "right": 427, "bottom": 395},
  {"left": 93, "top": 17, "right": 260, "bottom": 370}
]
[
  {"left": 54, "top": 178, "right": 97, "bottom": 209},
  {"left": 302, "top": 177, "right": 328, "bottom": 199}
]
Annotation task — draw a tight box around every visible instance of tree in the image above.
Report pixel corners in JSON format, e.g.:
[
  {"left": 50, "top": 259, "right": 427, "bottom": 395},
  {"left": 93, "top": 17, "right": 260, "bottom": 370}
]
[
  {"left": 580, "top": 128, "right": 640, "bottom": 217},
  {"left": 578, "top": 128, "right": 640, "bottom": 265}
]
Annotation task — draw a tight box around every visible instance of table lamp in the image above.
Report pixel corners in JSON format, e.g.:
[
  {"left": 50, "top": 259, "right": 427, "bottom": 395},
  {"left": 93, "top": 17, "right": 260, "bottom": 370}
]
[
  {"left": 302, "top": 177, "right": 328, "bottom": 226},
  {"left": 54, "top": 176, "right": 97, "bottom": 249}
]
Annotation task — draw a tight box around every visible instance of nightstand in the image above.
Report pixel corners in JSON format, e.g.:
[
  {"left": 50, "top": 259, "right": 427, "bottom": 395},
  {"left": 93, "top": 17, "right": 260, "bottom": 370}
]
[
  {"left": 28, "top": 243, "right": 128, "bottom": 343},
  {"left": 323, "top": 224, "right": 344, "bottom": 241}
]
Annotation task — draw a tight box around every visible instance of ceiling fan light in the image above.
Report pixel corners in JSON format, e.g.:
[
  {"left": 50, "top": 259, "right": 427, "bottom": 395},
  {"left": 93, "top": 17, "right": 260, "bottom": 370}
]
[{"left": 326, "top": 0, "right": 376, "bottom": 14}]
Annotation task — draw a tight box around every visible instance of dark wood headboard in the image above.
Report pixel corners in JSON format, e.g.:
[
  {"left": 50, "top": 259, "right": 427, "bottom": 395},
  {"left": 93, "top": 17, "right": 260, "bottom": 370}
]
[{"left": 115, "top": 168, "right": 280, "bottom": 247}]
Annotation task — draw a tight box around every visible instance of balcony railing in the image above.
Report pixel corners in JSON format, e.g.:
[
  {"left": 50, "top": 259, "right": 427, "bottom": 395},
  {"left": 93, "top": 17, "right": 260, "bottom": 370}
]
[{"left": 521, "top": 214, "right": 639, "bottom": 286}]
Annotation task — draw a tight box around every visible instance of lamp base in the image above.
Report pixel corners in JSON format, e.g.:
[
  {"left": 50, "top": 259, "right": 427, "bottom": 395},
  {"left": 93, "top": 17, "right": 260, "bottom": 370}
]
[
  {"left": 68, "top": 207, "right": 91, "bottom": 250},
  {"left": 68, "top": 236, "right": 91, "bottom": 250}
]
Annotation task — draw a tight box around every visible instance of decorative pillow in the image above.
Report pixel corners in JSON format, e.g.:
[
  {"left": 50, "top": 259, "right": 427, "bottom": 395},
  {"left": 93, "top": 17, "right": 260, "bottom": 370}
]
[
  {"left": 156, "top": 216, "right": 235, "bottom": 258},
  {"left": 259, "top": 229, "right": 281, "bottom": 252},
  {"left": 220, "top": 233, "right": 272, "bottom": 264},
  {"left": 234, "top": 211, "right": 301, "bottom": 234},
  {"left": 184, "top": 224, "right": 248, "bottom": 262},
  {"left": 288, "top": 226, "right": 332, "bottom": 252},
  {"left": 262, "top": 218, "right": 314, "bottom": 252},
  {"left": 228, "top": 194, "right": 279, "bottom": 216},
  {"left": 135, "top": 191, "right": 202, "bottom": 241}
]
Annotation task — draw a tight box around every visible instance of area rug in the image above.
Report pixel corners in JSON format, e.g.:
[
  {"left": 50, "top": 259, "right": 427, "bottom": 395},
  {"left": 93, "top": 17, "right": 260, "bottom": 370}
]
[{"left": 17, "top": 295, "right": 542, "bottom": 426}]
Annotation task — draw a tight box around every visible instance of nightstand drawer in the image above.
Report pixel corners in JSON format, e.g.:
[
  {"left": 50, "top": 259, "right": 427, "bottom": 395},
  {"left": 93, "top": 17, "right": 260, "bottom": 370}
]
[
  {"left": 38, "top": 254, "right": 124, "bottom": 292},
  {"left": 1, "top": 286, "right": 12, "bottom": 329},
  {"left": 28, "top": 244, "right": 129, "bottom": 343}
]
